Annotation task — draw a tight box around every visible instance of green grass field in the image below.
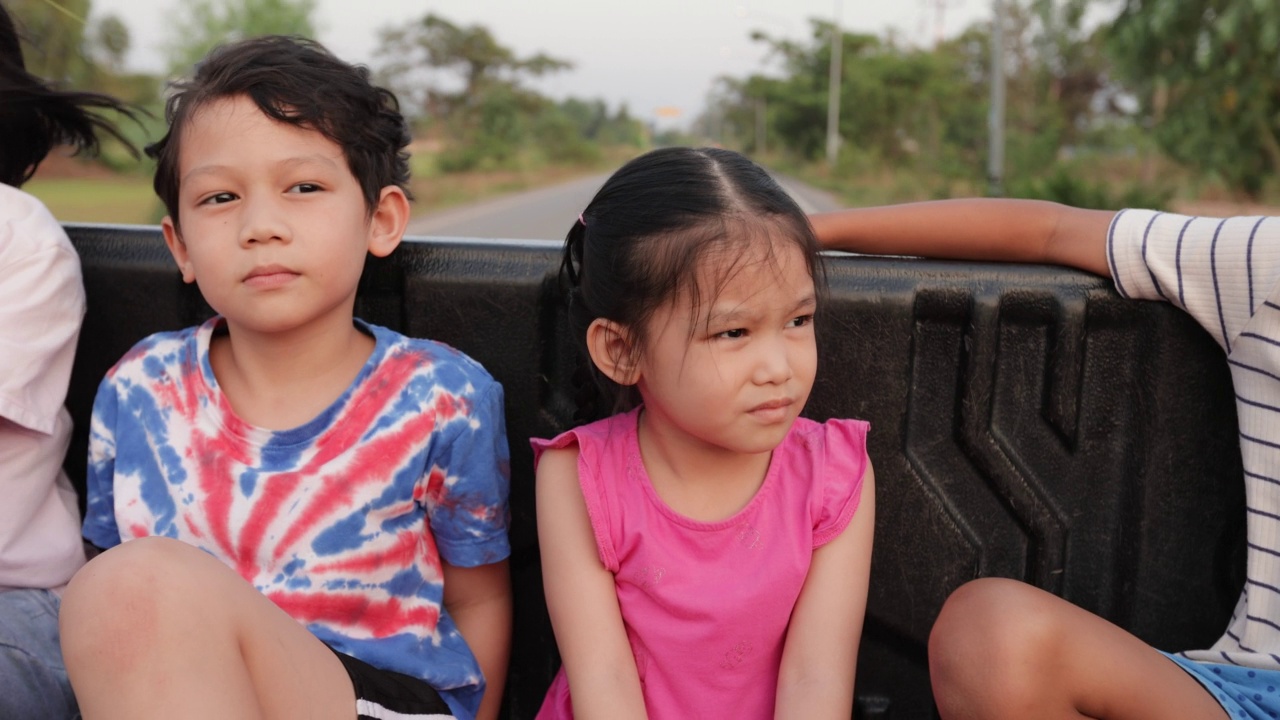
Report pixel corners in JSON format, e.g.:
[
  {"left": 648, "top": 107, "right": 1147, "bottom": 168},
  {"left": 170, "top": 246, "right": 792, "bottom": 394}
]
[
  {"left": 22, "top": 148, "right": 630, "bottom": 227},
  {"left": 25, "top": 176, "right": 162, "bottom": 225}
]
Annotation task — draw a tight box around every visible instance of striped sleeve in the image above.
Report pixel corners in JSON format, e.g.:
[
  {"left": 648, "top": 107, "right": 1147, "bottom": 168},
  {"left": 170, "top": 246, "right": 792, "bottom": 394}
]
[{"left": 1107, "top": 209, "right": 1278, "bottom": 351}]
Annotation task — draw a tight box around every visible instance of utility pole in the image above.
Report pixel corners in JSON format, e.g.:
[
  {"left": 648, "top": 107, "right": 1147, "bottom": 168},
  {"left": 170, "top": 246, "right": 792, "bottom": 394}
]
[
  {"left": 931, "top": 0, "right": 965, "bottom": 48},
  {"left": 756, "top": 97, "right": 767, "bottom": 156},
  {"left": 825, "top": 0, "right": 843, "bottom": 166},
  {"left": 987, "top": 0, "right": 1006, "bottom": 196}
]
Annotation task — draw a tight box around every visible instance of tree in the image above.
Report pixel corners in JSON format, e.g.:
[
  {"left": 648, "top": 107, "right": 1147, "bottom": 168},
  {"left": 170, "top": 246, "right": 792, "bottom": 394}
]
[
  {"left": 163, "top": 0, "right": 318, "bottom": 75},
  {"left": 375, "top": 13, "right": 570, "bottom": 120},
  {"left": 8, "top": 0, "right": 93, "bottom": 85},
  {"left": 1106, "top": 0, "right": 1280, "bottom": 197},
  {"left": 374, "top": 13, "right": 572, "bottom": 171},
  {"left": 89, "top": 13, "right": 130, "bottom": 73}
]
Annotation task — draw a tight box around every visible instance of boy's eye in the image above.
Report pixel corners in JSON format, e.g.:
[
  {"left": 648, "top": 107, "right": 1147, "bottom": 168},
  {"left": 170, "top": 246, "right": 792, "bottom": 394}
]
[
  {"left": 200, "top": 192, "right": 237, "bottom": 205},
  {"left": 787, "top": 314, "right": 814, "bottom": 329},
  {"left": 288, "top": 183, "right": 322, "bottom": 194},
  {"left": 717, "top": 328, "right": 747, "bottom": 339}
]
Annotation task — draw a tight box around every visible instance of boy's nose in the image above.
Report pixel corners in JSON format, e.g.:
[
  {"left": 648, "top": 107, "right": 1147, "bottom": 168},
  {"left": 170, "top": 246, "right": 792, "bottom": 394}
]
[{"left": 239, "top": 199, "right": 289, "bottom": 246}]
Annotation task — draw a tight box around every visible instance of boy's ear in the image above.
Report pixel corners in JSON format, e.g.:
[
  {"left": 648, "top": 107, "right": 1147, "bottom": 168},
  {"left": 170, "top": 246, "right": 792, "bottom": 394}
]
[
  {"left": 367, "top": 186, "right": 410, "bottom": 258},
  {"left": 586, "top": 318, "right": 640, "bottom": 386},
  {"left": 161, "top": 216, "right": 197, "bottom": 284}
]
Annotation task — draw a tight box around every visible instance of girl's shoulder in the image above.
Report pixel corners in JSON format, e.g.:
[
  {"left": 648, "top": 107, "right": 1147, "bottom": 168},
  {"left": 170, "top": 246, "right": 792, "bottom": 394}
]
[
  {"left": 781, "top": 417, "right": 871, "bottom": 546},
  {"left": 530, "top": 408, "right": 638, "bottom": 461},
  {"left": 786, "top": 416, "right": 871, "bottom": 461}
]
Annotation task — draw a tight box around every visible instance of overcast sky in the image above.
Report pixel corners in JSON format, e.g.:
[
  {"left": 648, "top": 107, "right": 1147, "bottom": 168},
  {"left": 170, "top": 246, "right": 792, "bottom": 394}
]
[{"left": 88, "top": 0, "right": 996, "bottom": 128}]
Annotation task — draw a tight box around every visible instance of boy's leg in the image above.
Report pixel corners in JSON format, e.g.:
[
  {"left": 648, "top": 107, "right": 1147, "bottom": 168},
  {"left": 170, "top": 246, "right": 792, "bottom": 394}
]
[
  {"left": 929, "top": 577, "right": 1229, "bottom": 720},
  {"left": 0, "top": 588, "right": 78, "bottom": 719},
  {"left": 59, "top": 536, "right": 356, "bottom": 720}
]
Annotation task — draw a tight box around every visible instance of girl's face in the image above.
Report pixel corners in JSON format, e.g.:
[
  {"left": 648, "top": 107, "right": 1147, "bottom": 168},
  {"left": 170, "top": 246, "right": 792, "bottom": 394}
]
[{"left": 632, "top": 233, "right": 818, "bottom": 458}]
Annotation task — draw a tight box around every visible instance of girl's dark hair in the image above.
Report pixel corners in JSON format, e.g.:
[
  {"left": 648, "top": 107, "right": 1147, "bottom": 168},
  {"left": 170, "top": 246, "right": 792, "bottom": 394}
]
[
  {"left": 0, "top": 3, "right": 140, "bottom": 187},
  {"left": 147, "top": 34, "right": 412, "bottom": 230},
  {"left": 563, "top": 146, "right": 825, "bottom": 419}
]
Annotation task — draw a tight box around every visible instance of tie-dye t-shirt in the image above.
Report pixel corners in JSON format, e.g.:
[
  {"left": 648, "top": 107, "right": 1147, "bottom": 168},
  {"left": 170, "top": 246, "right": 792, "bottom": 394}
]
[{"left": 82, "top": 316, "right": 511, "bottom": 719}]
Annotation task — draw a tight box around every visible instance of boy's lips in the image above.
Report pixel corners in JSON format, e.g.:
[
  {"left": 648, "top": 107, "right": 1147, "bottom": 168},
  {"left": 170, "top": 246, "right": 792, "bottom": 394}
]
[{"left": 244, "top": 264, "right": 299, "bottom": 288}]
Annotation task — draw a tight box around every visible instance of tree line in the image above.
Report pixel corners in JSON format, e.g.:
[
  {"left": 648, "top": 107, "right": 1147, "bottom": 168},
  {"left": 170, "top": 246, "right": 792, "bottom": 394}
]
[
  {"left": 10, "top": 0, "right": 647, "bottom": 175},
  {"left": 13, "top": 0, "right": 1279, "bottom": 201},
  {"left": 704, "top": 0, "right": 1280, "bottom": 203}
]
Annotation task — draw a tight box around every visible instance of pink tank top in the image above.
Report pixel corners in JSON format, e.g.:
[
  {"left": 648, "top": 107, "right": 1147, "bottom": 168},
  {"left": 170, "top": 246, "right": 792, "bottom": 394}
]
[{"left": 532, "top": 408, "right": 870, "bottom": 719}]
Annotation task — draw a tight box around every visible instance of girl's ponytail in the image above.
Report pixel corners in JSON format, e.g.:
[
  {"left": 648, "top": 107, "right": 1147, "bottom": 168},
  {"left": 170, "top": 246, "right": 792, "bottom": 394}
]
[{"left": 561, "top": 210, "right": 608, "bottom": 423}]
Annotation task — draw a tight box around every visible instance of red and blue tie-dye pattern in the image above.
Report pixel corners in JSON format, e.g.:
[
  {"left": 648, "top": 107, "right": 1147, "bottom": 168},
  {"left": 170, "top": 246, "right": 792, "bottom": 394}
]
[{"left": 82, "top": 317, "right": 510, "bottom": 719}]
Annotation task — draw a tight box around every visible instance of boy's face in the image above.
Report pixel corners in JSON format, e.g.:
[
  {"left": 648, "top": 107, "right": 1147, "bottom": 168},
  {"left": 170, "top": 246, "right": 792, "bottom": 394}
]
[{"left": 161, "top": 94, "right": 406, "bottom": 337}]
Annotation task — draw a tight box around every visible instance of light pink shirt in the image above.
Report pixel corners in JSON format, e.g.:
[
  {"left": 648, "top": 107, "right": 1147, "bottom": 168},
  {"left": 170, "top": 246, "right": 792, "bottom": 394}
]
[
  {"left": 0, "top": 185, "right": 87, "bottom": 592},
  {"left": 533, "top": 408, "right": 869, "bottom": 719}
]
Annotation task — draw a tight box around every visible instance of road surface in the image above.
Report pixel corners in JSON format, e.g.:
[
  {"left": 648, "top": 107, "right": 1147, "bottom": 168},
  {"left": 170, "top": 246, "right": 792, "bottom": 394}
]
[{"left": 404, "top": 170, "right": 844, "bottom": 241}]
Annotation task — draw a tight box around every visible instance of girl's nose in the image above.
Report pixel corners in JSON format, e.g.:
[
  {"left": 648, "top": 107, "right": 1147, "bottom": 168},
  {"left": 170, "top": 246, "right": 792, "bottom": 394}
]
[{"left": 753, "top": 335, "right": 794, "bottom": 385}]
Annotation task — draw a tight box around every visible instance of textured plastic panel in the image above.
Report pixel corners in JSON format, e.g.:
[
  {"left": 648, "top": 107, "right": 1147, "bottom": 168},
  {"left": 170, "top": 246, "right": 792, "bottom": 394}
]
[{"left": 64, "top": 226, "right": 1245, "bottom": 719}]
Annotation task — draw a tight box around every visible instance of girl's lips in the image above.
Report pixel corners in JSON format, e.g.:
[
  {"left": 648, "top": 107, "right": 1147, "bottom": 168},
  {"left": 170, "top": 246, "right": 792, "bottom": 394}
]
[{"left": 749, "top": 398, "right": 793, "bottom": 422}]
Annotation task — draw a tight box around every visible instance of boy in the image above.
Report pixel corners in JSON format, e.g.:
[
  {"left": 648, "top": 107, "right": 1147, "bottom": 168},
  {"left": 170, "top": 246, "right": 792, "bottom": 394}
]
[
  {"left": 57, "top": 36, "right": 512, "bottom": 720},
  {"left": 812, "top": 200, "right": 1276, "bottom": 719}
]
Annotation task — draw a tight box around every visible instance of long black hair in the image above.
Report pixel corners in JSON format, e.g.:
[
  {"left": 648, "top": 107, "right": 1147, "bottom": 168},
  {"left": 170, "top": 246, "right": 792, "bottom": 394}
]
[
  {"left": 563, "top": 146, "right": 825, "bottom": 419},
  {"left": 0, "top": 2, "right": 139, "bottom": 187}
]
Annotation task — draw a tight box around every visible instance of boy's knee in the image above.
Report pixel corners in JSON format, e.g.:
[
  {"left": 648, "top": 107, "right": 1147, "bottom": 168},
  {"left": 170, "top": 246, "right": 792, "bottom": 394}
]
[{"left": 61, "top": 538, "right": 199, "bottom": 652}]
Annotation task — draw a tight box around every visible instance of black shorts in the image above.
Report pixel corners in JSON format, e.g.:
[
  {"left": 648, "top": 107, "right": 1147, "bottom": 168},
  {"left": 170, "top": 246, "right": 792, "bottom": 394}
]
[{"left": 329, "top": 646, "right": 457, "bottom": 719}]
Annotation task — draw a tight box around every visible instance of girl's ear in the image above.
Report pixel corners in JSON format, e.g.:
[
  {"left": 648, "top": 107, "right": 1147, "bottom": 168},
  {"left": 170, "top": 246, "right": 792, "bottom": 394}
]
[
  {"left": 161, "top": 217, "right": 196, "bottom": 284},
  {"left": 367, "top": 186, "right": 410, "bottom": 258},
  {"left": 586, "top": 318, "right": 640, "bottom": 386}
]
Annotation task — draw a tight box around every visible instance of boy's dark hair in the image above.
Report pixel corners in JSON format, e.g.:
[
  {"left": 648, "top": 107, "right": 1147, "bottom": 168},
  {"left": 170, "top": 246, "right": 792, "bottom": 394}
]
[
  {"left": 147, "top": 35, "right": 412, "bottom": 229},
  {"left": 0, "top": 3, "right": 139, "bottom": 187},
  {"left": 562, "top": 146, "right": 825, "bottom": 419}
]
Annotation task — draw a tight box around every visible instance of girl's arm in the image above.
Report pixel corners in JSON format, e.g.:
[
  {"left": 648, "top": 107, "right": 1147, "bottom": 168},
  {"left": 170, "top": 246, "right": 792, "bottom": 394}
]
[
  {"left": 537, "top": 446, "right": 648, "bottom": 720},
  {"left": 809, "top": 199, "right": 1117, "bottom": 277},
  {"left": 774, "top": 461, "right": 876, "bottom": 720},
  {"left": 442, "top": 559, "right": 512, "bottom": 720}
]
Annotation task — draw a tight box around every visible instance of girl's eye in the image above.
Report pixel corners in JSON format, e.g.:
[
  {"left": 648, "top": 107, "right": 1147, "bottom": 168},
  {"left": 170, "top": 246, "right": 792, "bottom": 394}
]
[
  {"left": 717, "top": 328, "right": 747, "bottom": 339},
  {"left": 200, "top": 192, "right": 237, "bottom": 206},
  {"left": 288, "top": 183, "right": 322, "bottom": 194},
  {"left": 787, "top": 314, "right": 814, "bottom": 328}
]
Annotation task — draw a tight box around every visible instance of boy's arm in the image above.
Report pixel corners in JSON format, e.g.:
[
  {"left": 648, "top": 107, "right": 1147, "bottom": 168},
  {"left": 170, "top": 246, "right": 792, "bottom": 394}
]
[
  {"left": 810, "top": 199, "right": 1116, "bottom": 277},
  {"left": 82, "top": 376, "right": 122, "bottom": 550},
  {"left": 537, "top": 446, "right": 648, "bottom": 720},
  {"left": 774, "top": 462, "right": 875, "bottom": 720},
  {"left": 443, "top": 559, "right": 512, "bottom": 720},
  {"left": 427, "top": 379, "right": 512, "bottom": 720}
]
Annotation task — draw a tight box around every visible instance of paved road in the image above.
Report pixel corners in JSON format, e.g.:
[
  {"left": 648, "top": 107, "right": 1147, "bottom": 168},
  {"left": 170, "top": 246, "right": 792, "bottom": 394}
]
[{"left": 405, "top": 169, "right": 845, "bottom": 241}]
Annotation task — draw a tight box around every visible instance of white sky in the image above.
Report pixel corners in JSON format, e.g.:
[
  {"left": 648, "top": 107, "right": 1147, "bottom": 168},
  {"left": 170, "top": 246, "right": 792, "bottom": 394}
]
[{"left": 88, "top": 0, "right": 996, "bottom": 128}]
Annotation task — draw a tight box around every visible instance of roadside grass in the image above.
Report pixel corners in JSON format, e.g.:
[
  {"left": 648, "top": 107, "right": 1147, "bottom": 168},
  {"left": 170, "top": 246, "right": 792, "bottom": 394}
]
[
  {"left": 25, "top": 175, "right": 162, "bottom": 225},
  {"left": 774, "top": 149, "right": 1280, "bottom": 215},
  {"left": 23, "top": 147, "right": 639, "bottom": 226}
]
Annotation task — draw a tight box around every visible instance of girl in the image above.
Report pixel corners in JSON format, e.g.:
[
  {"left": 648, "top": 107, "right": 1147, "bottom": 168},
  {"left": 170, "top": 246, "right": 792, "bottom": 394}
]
[
  {"left": 535, "top": 147, "right": 876, "bottom": 719},
  {"left": 0, "top": 4, "right": 138, "bottom": 717}
]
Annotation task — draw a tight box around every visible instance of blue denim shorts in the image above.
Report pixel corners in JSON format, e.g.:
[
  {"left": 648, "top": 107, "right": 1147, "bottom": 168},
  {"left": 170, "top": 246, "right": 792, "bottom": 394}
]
[
  {"left": 0, "top": 587, "right": 79, "bottom": 719},
  {"left": 1164, "top": 652, "right": 1280, "bottom": 720}
]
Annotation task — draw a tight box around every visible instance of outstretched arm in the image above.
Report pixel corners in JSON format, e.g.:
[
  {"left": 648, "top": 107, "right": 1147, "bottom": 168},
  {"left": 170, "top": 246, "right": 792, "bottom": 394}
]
[
  {"left": 775, "top": 461, "right": 876, "bottom": 720},
  {"left": 537, "top": 446, "right": 648, "bottom": 720},
  {"left": 809, "top": 199, "right": 1117, "bottom": 278}
]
